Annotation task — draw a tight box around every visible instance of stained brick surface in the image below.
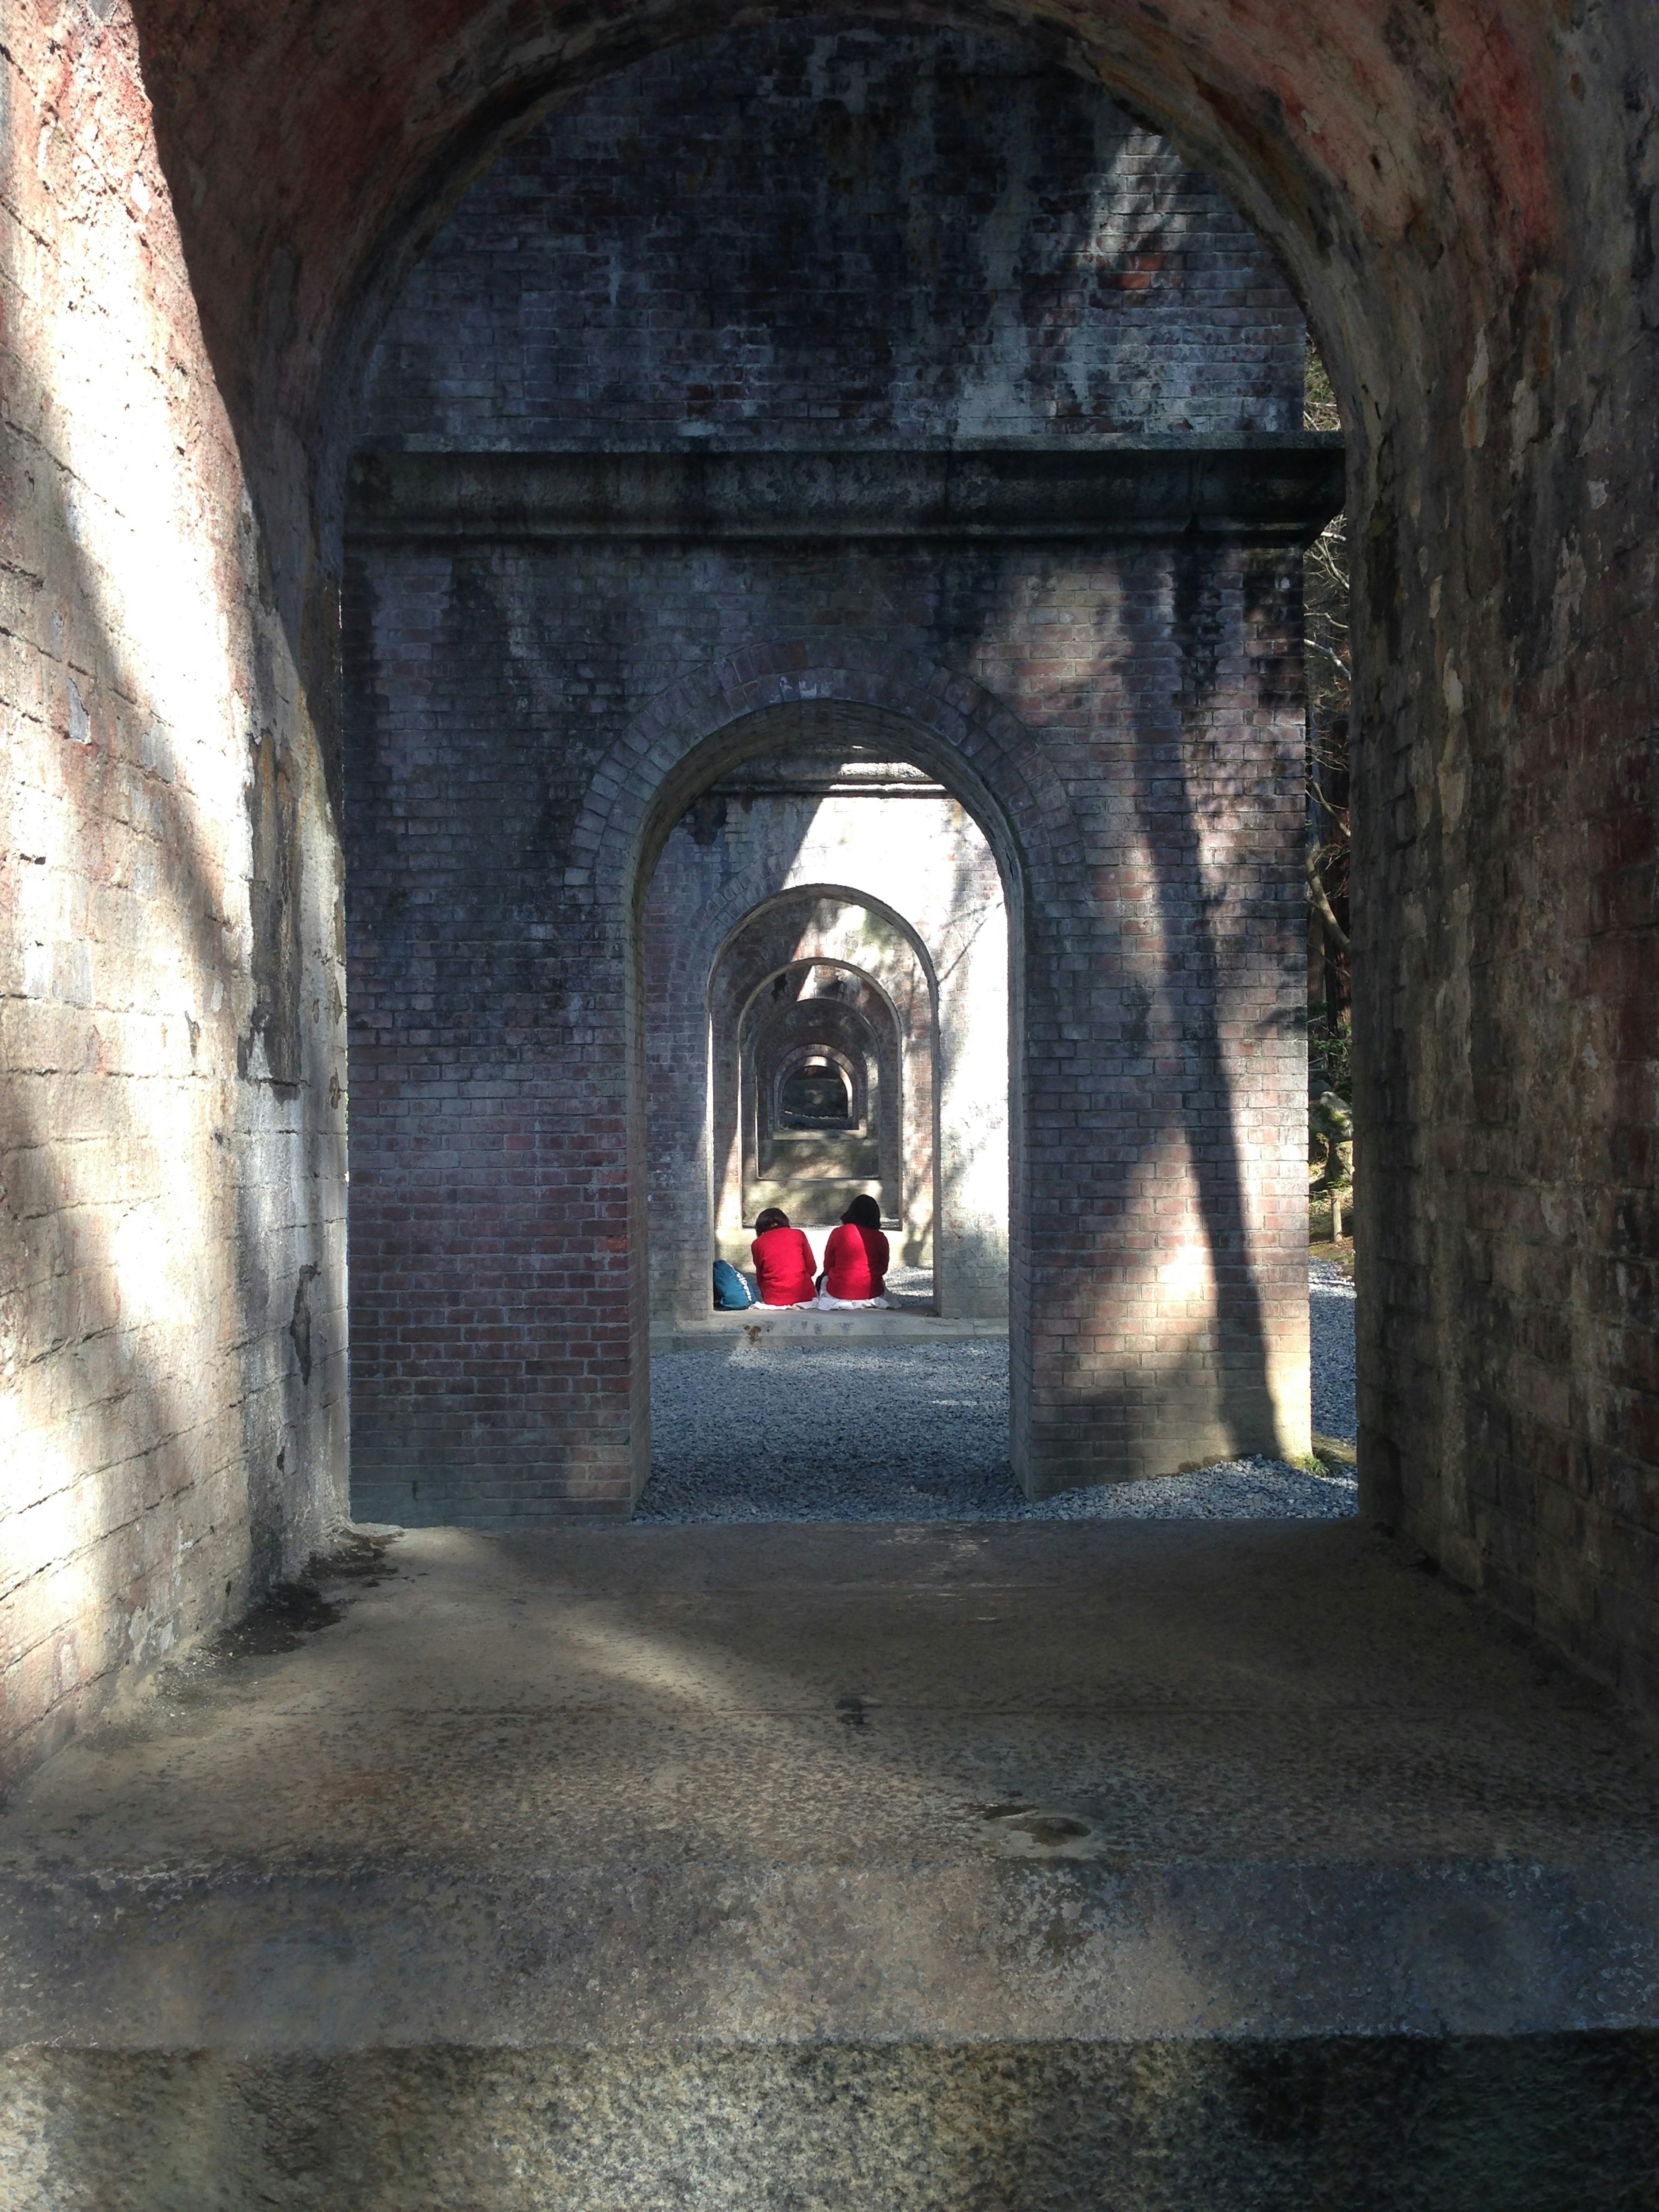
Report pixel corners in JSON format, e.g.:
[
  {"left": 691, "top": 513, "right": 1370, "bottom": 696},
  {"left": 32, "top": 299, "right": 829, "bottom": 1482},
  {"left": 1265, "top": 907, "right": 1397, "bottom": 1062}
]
[
  {"left": 0, "top": 4, "right": 346, "bottom": 1777},
  {"left": 358, "top": 25, "right": 1304, "bottom": 452},
  {"left": 643, "top": 757, "right": 1006, "bottom": 1324},
  {"left": 341, "top": 24, "right": 1311, "bottom": 1523},
  {"left": 345, "top": 535, "right": 1311, "bottom": 1517}
]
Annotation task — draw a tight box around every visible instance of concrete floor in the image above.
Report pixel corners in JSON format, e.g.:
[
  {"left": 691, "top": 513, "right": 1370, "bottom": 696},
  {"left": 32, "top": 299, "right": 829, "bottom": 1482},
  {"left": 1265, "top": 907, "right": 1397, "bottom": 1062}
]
[
  {"left": 6, "top": 1518, "right": 1659, "bottom": 2044},
  {"left": 6, "top": 1519, "right": 1659, "bottom": 2206}
]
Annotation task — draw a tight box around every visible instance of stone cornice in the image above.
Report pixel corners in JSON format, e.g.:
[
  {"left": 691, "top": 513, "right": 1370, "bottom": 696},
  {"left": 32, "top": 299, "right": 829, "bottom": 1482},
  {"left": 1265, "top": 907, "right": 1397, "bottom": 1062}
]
[{"left": 346, "top": 439, "right": 1345, "bottom": 546}]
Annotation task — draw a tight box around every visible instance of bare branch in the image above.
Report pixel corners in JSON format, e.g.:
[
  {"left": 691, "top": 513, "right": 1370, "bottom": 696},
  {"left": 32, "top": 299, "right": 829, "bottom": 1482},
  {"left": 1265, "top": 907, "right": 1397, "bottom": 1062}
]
[{"left": 1306, "top": 854, "right": 1350, "bottom": 951}]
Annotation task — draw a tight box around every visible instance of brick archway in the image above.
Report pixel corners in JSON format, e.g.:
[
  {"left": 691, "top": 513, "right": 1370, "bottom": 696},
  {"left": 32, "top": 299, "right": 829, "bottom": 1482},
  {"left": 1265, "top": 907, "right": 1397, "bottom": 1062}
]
[
  {"left": 648, "top": 867, "right": 959, "bottom": 1322},
  {"left": 570, "top": 652, "right": 1053, "bottom": 931},
  {"left": 612, "top": 669, "right": 1034, "bottom": 1484},
  {"left": 345, "top": 537, "right": 1311, "bottom": 1522},
  {"left": 10, "top": 0, "right": 1656, "bottom": 1765},
  {"left": 631, "top": 682, "right": 1023, "bottom": 1341},
  {"left": 737, "top": 959, "right": 907, "bottom": 1242}
]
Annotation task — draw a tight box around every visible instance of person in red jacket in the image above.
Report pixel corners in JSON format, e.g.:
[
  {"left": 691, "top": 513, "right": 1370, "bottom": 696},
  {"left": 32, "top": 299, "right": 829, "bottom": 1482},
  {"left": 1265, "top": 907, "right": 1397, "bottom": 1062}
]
[
  {"left": 819, "top": 1193, "right": 890, "bottom": 1305},
  {"left": 750, "top": 1207, "right": 818, "bottom": 1306}
]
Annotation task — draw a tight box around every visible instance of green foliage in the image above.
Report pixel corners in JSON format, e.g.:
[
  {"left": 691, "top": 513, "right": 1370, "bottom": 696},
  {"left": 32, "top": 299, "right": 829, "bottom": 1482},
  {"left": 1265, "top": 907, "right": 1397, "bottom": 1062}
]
[
  {"left": 1303, "top": 338, "right": 1352, "bottom": 1056},
  {"left": 1308, "top": 1007, "right": 1352, "bottom": 1095}
]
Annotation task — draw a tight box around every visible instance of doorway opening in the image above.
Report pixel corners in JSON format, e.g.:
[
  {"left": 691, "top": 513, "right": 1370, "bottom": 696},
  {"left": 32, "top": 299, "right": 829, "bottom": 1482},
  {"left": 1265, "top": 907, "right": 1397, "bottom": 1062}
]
[{"left": 642, "top": 726, "right": 1010, "bottom": 1336}]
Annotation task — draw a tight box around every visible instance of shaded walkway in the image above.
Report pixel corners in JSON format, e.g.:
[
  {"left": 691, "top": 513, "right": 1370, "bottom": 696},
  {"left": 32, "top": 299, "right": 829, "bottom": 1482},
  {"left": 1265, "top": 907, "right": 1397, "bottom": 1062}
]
[{"left": 6, "top": 1519, "right": 1658, "bottom": 2204}]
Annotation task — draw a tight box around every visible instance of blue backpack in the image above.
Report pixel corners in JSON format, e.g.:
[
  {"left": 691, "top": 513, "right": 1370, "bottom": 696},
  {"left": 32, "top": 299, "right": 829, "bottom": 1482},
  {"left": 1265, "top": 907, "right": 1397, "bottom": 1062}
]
[{"left": 712, "top": 1259, "right": 756, "bottom": 1310}]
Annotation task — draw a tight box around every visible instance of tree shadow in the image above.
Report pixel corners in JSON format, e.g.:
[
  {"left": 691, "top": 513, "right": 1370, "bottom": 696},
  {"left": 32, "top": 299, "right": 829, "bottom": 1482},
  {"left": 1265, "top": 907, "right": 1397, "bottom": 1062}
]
[
  {"left": 1121, "top": 539, "right": 1297, "bottom": 1461},
  {"left": 0, "top": 153, "right": 345, "bottom": 1779}
]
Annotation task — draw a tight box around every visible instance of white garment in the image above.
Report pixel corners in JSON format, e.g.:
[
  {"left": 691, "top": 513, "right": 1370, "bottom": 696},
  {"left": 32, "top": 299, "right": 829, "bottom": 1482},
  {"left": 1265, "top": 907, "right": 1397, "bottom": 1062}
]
[{"left": 813, "top": 1289, "right": 891, "bottom": 1309}]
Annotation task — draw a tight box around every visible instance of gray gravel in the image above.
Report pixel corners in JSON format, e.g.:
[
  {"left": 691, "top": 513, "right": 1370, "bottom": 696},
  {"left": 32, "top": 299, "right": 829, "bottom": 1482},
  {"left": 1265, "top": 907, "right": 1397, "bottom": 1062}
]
[
  {"left": 1310, "top": 1257, "right": 1357, "bottom": 1442},
  {"left": 639, "top": 1265, "right": 1358, "bottom": 1524}
]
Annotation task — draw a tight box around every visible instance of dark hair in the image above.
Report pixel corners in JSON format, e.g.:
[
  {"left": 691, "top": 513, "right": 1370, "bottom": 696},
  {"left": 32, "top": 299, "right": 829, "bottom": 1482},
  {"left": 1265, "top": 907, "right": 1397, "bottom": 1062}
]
[
  {"left": 843, "top": 1194, "right": 882, "bottom": 1230},
  {"left": 753, "top": 1207, "right": 791, "bottom": 1233}
]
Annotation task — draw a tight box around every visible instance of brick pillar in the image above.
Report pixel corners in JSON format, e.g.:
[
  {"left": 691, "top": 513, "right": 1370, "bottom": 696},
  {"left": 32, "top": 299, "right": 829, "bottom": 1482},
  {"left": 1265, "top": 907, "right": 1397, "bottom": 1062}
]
[{"left": 1012, "top": 542, "right": 1310, "bottom": 1493}]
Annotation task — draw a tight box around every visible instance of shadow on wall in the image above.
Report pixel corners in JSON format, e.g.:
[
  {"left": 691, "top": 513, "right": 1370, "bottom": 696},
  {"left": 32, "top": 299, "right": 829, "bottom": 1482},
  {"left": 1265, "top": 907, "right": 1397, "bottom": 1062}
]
[
  {"left": 1133, "top": 541, "right": 1294, "bottom": 1459},
  {"left": 643, "top": 771, "right": 828, "bottom": 1328},
  {"left": 0, "top": 337, "right": 344, "bottom": 1782},
  {"left": 638, "top": 698, "right": 1023, "bottom": 1348},
  {"left": 932, "top": 826, "right": 1011, "bottom": 1301},
  {"left": 928, "top": 526, "right": 1306, "bottom": 1478}
]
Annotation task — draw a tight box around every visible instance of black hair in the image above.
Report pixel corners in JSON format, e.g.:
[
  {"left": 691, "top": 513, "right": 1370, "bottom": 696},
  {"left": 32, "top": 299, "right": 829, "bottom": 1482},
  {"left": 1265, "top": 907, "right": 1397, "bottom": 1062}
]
[
  {"left": 753, "top": 1207, "right": 791, "bottom": 1233},
  {"left": 842, "top": 1194, "right": 882, "bottom": 1230}
]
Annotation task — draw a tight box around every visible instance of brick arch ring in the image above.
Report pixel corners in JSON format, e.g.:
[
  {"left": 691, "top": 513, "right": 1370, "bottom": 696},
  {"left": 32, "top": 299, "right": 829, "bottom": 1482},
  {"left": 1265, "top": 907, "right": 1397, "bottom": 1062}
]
[
  {"left": 658, "top": 885, "right": 937, "bottom": 1203},
  {"left": 743, "top": 971, "right": 902, "bottom": 1138},
  {"left": 667, "top": 879, "right": 942, "bottom": 1028},
  {"left": 768, "top": 1039, "right": 868, "bottom": 1125},
  {"left": 564, "top": 641, "right": 1072, "bottom": 929}
]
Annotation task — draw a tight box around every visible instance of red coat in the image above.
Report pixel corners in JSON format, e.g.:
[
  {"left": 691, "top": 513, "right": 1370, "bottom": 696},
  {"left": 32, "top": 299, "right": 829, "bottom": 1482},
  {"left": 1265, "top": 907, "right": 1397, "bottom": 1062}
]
[
  {"left": 823, "top": 1220, "right": 889, "bottom": 1300},
  {"left": 751, "top": 1225, "right": 817, "bottom": 1306}
]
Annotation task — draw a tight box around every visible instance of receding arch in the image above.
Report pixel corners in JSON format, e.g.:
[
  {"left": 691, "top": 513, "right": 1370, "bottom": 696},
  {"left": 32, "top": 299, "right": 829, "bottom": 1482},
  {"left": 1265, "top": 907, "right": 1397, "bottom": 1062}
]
[
  {"left": 737, "top": 956, "right": 906, "bottom": 1238},
  {"left": 340, "top": 23, "right": 1327, "bottom": 1526},
  {"left": 576, "top": 659, "right": 1048, "bottom": 940},
  {"left": 640, "top": 701, "right": 1017, "bottom": 1339},
  {"left": 707, "top": 880, "right": 944, "bottom": 1014},
  {"left": 773, "top": 1044, "right": 863, "bottom": 1131}
]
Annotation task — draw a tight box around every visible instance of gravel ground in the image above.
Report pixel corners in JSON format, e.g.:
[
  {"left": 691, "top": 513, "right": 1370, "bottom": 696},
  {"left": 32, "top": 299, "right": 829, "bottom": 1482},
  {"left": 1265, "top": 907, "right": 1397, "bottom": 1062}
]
[
  {"left": 1310, "top": 1257, "right": 1357, "bottom": 1442},
  {"left": 639, "top": 1265, "right": 1359, "bottom": 1524}
]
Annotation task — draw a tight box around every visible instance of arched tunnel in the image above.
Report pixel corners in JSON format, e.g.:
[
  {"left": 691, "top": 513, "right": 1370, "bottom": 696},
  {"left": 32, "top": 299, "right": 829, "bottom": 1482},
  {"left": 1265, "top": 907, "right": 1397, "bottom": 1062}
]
[{"left": 3, "top": 2, "right": 1659, "bottom": 2199}]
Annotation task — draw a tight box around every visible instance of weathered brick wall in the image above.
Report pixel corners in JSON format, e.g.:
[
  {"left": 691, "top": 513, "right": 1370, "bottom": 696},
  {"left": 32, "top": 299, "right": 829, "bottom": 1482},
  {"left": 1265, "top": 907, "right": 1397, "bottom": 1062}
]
[
  {"left": 32, "top": 0, "right": 1653, "bottom": 1719},
  {"left": 358, "top": 23, "right": 1305, "bottom": 452},
  {"left": 731, "top": 947, "right": 906, "bottom": 1245},
  {"left": 344, "top": 533, "right": 1311, "bottom": 1519},
  {"left": 21, "top": 0, "right": 1649, "bottom": 1707},
  {"left": 0, "top": 3, "right": 346, "bottom": 1775},
  {"left": 1347, "top": 14, "right": 1659, "bottom": 1712}
]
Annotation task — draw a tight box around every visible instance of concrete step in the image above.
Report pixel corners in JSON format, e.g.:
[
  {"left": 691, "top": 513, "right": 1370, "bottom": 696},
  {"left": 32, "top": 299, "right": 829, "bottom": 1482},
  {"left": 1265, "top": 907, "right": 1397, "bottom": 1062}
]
[
  {"left": 655, "top": 1308, "right": 1007, "bottom": 1351},
  {"left": 7, "top": 2034, "right": 1657, "bottom": 2207},
  {"left": 5, "top": 1521, "right": 1659, "bottom": 2206}
]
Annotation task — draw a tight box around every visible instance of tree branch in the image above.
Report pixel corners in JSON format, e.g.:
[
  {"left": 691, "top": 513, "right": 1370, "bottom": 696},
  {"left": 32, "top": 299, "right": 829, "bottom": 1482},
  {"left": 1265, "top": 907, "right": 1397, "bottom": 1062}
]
[{"left": 1306, "top": 855, "right": 1351, "bottom": 951}]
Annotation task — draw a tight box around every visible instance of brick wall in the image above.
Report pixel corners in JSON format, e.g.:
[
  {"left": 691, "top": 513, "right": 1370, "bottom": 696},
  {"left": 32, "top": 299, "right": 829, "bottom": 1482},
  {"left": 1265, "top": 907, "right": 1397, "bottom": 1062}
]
[
  {"left": 20, "top": 0, "right": 1647, "bottom": 1710},
  {"left": 1351, "top": 65, "right": 1659, "bottom": 1707},
  {"left": 0, "top": 3, "right": 346, "bottom": 1776},
  {"left": 344, "top": 537, "right": 1311, "bottom": 1518},
  {"left": 357, "top": 23, "right": 1304, "bottom": 453},
  {"left": 342, "top": 19, "right": 1310, "bottom": 1521}
]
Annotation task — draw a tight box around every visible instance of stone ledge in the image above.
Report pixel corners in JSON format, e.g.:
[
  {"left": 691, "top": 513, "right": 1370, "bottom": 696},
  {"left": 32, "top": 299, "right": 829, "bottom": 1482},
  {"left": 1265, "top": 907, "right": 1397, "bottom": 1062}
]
[
  {"left": 346, "top": 439, "right": 1346, "bottom": 545},
  {"left": 655, "top": 1311, "right": 1009, "bottom": 1351},
  {"left": 10, "top": 2034, "right": 1657, "bottom": 2211}
]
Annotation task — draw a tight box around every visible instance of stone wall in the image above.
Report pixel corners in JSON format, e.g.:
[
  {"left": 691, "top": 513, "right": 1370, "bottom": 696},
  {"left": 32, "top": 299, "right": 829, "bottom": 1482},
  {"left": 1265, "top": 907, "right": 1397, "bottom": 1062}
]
[{"left": 0, "top": 3, "right": 346, "bottom": 1776}]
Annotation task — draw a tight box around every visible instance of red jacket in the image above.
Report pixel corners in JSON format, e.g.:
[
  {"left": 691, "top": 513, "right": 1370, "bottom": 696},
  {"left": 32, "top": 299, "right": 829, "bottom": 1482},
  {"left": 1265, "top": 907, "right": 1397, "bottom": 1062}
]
[
  {"left": 823, "top": 1221, "right": 888, "bottom": 1300},
  {"left": 751, "top": 1225, "right": 817, "bottom": 1306}
]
